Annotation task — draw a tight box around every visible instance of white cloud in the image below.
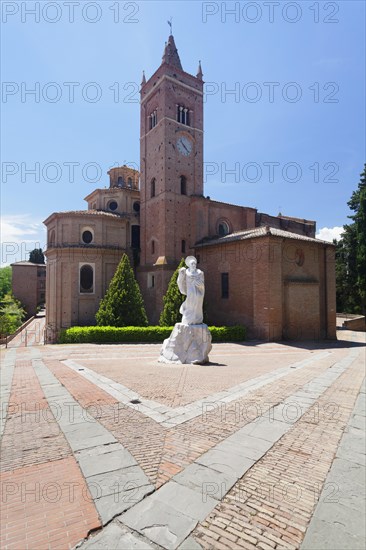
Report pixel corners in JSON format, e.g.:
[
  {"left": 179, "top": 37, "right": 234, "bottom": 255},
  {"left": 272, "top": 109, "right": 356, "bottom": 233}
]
[
  {"left": 316, "top": 226, "right": 344, "bottom": 243},
  {"left": 0, "top": 214, "right": 46, "bottom": 266}
]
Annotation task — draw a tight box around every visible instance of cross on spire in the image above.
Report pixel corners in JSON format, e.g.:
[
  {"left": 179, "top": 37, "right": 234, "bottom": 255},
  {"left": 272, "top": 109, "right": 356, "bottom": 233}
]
[{"left": 167, "top": 17, "right": 173, "bottom": 35}]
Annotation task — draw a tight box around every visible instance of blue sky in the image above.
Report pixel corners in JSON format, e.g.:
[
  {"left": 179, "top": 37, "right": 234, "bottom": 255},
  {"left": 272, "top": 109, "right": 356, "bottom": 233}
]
[{"left": 1, "top": 0, "right": 365, "bottom": 265}]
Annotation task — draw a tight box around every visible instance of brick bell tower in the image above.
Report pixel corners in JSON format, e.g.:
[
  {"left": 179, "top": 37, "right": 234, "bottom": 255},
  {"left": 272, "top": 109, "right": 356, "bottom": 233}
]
[{"left": 138, "top": 33, "right": 204, "bottom": 323}]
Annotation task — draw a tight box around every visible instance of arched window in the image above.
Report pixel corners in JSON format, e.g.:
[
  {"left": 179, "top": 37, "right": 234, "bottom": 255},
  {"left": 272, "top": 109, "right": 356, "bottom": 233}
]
[
  {"left": 117, "top": 176, "right": 125, "bottom": 187},
  {"left": 177, "top": 105, "right": 190, "bottom": 126},
  {"left": 151, "top": 178, "right": 156, "bottom": 198},
  {"left": 218, "top": 221, "right": 230, "bottom": 237},
  {"left": 149, "top": 110, "right": 157, "bottom": 130},
  {"left": 181, "top": 240, "right": 186, "bottom": 254},
  {"left": 127, "top": 177, "right": 132, "bottom": 188},
  {"left": 180, "top": 175, "right": 187, "bottom": 195},
  {"left": 80, "top": 265, "right": 94, "bottom": 293},
  {"left": 48, "top": 229, "right": 55, "bottom": 246}
]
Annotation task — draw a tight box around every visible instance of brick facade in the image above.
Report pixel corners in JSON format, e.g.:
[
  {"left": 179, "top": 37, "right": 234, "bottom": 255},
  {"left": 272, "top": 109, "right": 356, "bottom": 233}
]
[
  {"left": 11, "top": 262, "right": 46, "bottom": 317},
  {"left": 43, "top": 34, "right": 336, "bottom": 342}
]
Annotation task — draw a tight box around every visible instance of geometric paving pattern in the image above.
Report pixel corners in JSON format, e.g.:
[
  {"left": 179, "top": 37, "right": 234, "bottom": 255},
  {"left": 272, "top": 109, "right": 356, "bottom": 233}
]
[{"left": 1, "top": 317, "right": 365, "bottom": 549}]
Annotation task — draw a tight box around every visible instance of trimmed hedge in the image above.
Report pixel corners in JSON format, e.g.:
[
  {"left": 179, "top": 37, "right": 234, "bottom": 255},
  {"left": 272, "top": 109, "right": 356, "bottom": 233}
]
[{"left": 58, "top": 325, "right": 246, "bottom": 344}]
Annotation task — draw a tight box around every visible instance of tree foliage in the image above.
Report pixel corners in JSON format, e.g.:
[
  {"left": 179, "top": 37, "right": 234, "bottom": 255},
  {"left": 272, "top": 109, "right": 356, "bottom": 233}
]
[
  {"left": 159, "top": 258, "right": 186, "bottom": 326},
  {"left": 96, "top": 253, "right": 148, "bottom": 327},
  {"left": 0, "top": 266, "right": 12, "bottom": 300},
  {"left": 336, "top": 164, "right": 366, "bottom": 314},
  {"left": 0, "top": 293, "right": 25, "bottom": 336},
  {"left": 29, "top": 248, "right": 45, "bottom": 264}
]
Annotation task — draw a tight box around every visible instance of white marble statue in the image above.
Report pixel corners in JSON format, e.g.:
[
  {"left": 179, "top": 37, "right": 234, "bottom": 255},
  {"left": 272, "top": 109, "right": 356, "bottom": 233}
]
[
  {"left": 177, "top": 256, "right": 204, "bottom": 325},
  {"left": 158, "top": 255, "right": 212, "bottom": 364}
]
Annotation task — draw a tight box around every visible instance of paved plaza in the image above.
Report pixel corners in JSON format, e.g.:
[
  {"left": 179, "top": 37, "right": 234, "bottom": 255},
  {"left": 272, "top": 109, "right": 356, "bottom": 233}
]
[{"left": 0, "top": 317, "right": 365, "bottom": 550}]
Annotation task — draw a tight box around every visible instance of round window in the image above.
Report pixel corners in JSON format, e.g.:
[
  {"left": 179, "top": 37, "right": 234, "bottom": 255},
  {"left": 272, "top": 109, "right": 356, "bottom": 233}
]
[
  {"left": 82, "top": 230, "right": 93, "bottom": 244},
  {"left": 133, "top": 201, "right": 140, "bottom": 213},
  {"left": 108, "top": 201, "right": 118, "bottom": 211}
]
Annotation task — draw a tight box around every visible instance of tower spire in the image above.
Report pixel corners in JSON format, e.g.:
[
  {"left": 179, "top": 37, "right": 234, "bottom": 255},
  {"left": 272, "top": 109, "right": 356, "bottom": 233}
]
[
  {"left": 161, "top": 33, "right": 183, "bottom": 71},
  {"left": 197, "top": 60, "right": 203, "bottom": 80},
  {"left": 141, "top": 70, "right": 146, "bottom": 87}
]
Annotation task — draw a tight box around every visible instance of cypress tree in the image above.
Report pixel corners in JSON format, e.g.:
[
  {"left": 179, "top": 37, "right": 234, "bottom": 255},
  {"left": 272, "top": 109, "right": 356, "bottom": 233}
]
[
  {"left": 29, "top": 248, "right": 45, "bottom": 264},
  {"left": 159, "top": 258, "right": 186, "bottom": 326},
  {"left": 96, "top": 253, "right": 148, "bottom": 326},
  {"left": 335, "top": 164, "right": 366, "bottom": 314}
]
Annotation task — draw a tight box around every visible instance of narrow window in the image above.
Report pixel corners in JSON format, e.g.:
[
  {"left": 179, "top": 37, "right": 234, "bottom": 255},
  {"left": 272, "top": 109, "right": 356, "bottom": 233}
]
[
  {"left": 127, "top": 177, "right": 132, "bottom": 188},
  {"left": 131, "top": 225, "right": 140, "bottom": 248},
  {"left": 181, "top": 239, "right": 186, "bottom": 254},
  {"left": 151, "top": 240, "right": 155, "bottom": 254},
  {"left": 180, "top": 175, "right": 187, "bottom": 195},
  {"left": 177, "top": 105, "right": 190, "bottom": 126},
  {"left": 151, "top": 178, "right": 156, "bottom": 198},
  {"left": 184, "top": 108, "right": 189, "bottom": 126},
  {"left": 117, "top": 176, "right": 124, "bottom": 187},
  {"left": 149, "top": 110, "right": 157, "bottom": 130},
  {"left": 221, "top": 273, "right": 229, "bottom": 299},
  {"left": 80, "top": 265, "right": 94, "bottom": 294}
]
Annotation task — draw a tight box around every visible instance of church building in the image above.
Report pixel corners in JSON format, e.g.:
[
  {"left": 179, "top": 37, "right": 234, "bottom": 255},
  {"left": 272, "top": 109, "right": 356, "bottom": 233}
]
[{"left": 44, "top": 34, "right": 336, "bottom": 343}]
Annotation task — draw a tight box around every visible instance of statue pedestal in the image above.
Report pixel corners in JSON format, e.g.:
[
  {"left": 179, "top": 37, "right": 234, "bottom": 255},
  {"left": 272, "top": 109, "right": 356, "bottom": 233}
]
[{"left": 159, "top": 323, "right": 212, "bottom": 365}]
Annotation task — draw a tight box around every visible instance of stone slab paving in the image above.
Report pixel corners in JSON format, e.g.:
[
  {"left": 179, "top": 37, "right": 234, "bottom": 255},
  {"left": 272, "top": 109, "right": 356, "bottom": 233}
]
[
  {"left": 62, "top": 351, "right": 330, "bottom": 427},
  {"left": 76, "top": 522, "right": 157, "bottom": 549},
  {"left": 54, "top": 343, "right": 324, "bottom": 407},
  {"left": 301, "top": 377, "right": 366, "bottom": 550},
  {"left": 0, "top": 348, "right": 16, "bottom": 437},
  {"left": 1, "top": 331, "right": 365, "bottom": 549},
  {"left": 31, "top": 349, "right": 155, "bottom": 526},
  {"left": 190, "top": 346, "right": 365, "bottom": 550},
  {"left": 48, "top": 344, "right": 343, "bottom": 490},
  {"left": 0, "top": 349, "right": 100, "bottom": 550},
  {"left": 112, "top": 347, "right": 361, "bottom": 549}
]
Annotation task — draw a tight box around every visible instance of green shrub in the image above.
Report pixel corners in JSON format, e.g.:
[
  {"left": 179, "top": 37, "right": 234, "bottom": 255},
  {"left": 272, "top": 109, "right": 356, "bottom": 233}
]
[
  {"left": 96, "top": 253, "right": 148, "bottom": 327},
  {"left": 0, "top": 293, "right": 26, "bottom": 336},
  {"left": 58, "top": 325, "right": 246, "bottom": 344},
  {"left": 159, "top": 258, "right": 185, "bottom": 326}
]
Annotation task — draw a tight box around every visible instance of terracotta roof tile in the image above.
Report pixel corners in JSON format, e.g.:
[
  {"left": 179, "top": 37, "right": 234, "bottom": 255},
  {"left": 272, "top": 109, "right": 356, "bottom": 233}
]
[{"left": 195, "top": 226, "right": 332, "bottom": 247}]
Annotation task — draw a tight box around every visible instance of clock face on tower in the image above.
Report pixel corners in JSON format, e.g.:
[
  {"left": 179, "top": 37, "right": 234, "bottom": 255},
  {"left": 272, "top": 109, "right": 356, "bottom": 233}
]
[{"left": 176, "top": 136, "right": 192, "bottom": 156}]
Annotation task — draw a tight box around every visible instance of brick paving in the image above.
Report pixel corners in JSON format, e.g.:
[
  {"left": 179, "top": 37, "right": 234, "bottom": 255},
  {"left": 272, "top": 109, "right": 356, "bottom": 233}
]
[
  {"left": 50, "top": 345, "right": 320, "bottom": 407},
  {"left": 1, "top": 358, "right": 71, "bottom": 472},
  {"left": 45, "top": 348, "right": 349, "bottom": 488},
  {"left": 0, "top": 459, "right": 100, "bottom": 550},
  {"left": 0, "top": 324, "right": 364, "bottom": 549},
  {"left": 0, "top": 337, "right": 101, "bottom": 549},
  {"left": 191, "top": 349, "right": 365, "bottom": 550}
]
